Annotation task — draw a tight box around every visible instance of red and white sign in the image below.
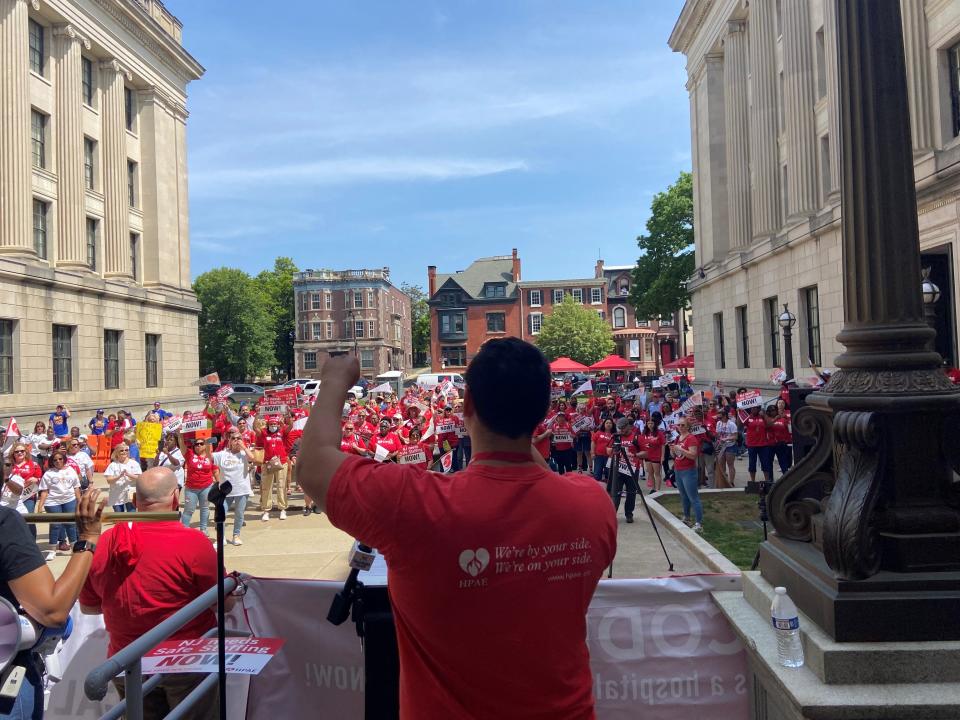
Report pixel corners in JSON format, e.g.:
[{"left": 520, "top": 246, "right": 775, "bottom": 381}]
[
  {"left": 551, "top": 386, "right": 564, "bottom": 399},
  {"left": 162, "top": 415, "right": 183, "bottom": 434},
  {"left": 735, "top": 390, "right": 763, "bottom": 409},
  {"left": 215, "top": 384, "right": 235, "bottom": 400},
  {"left": 435, "top": 450, "right": 454, "bottom": 473},
  {"left": 181, "top": 411, "right": 208, "bottom": 433},
  {"left": 689, "top": 421, "right": 707, "bottom": 436},
  {"left": 680, "top": 392, "right": 702, "bottom": 414},
  {"left": 397, "top": 447, "right": 427, "bottom": 465},
  {"left": 572, "top": 415, "right": 594, "bottom": 433},
  {"left": 264, "top": 387, "right": 299, "bottom": 406},
  {"left": 552, "top": 431, "right": 573, "bottom": 444},
  {"left": 436, "top": 421, "right": 456, "bottom": 435},
  {"left": 769, "top": 368, "right": 787, "bottom": 384},
  {"left": 143, "top": 637, "right": 284, "bottom": 676},
  {"left": 193, "top": 372, "right": 220, "bottom": 386},
  {"left": 259, "top": 404, "right": 288, "bottom": 417}
]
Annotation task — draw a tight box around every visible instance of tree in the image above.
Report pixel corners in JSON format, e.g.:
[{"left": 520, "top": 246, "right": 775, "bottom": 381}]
[
  {"left": 256, "top": 257, "right": 299, "bottom": 380},
  {"left": 536, "top": 296, "right": 614, "bottom": 365},
  {"left": 401, "top": 282, "right": 431, "bottom": 367},
  {"left": 194, "top": 267, "right": 276, "bottom": 381},
  {"left": 629, "top": 171, "right": 695, "bottom": 321}
]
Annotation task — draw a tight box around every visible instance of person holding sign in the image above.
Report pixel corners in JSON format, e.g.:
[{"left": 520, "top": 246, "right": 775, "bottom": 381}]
[
  {"left": 549, "top": 413, "right": 576, "bottom": 474},
  {"left": 435, "top": 407, "right": 462, "bottom": 473},
  {"left": 368, "top": 419, "right": 403, "bottom": 462},
  {"left": 589, "top": 418, "right": 615, "bottom": 484},
  {"left": 397, "top": 426, "right": 433, "bottom": 470},
  {"left": 639, "top": 417, "right": 667, "bottom": 493},
  {"left": 670, "top": 418, "right": 703, "bottom": 532},
  {"left": 256, "top": 417, "right": 289, "bottom": 522},
  {"left": 177, "top": 435, "right": 219, "bottom": 536},
  {"left": 339, "top": 422, "right": 370, "bottom": 457},
  {"left": 4, "top": 444, "right": 42, "bottom": 539},
  {"left": 714, "top": 410, "right": 739, "bottom": 488}
]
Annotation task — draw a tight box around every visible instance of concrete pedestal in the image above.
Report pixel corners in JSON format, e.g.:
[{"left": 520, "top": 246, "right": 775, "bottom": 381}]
[{"left": 713, "top": 572, "right": 960, "bottom": 719}]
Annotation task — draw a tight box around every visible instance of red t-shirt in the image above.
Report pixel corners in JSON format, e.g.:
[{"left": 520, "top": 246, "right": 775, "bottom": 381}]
[
  {"left": 340, "top": 435, "right": 368, "bottom": 455},
  {"left": 396, "top": 441, "right": 434, "bottom": 470},
  {"left": 551, "top": 421, "right": 574, "bottom": 451},
  {"left": 744, "top": 416, "right": 772, "bottom": 447},
  {"left": 368, "top": 432, "right": 403, "bottom": 456},
  {"left": 326, "top": 454, "right": 617, "bottom": 719},
  {"left": 640, "top": 430, "right": 666, "bottom": 461},
  {"left": 771, "top": 416, "right": 791, "bottom": 444},
  {"left": 672, "top": 433, "right": 701, "bottom": 471},
  {"left": 184, "top": 449, "right": 215, "bottom": 490},
  {"left": 257, "top": 431, "right": 289, "bottom": 463},
  {"left": 435, "top": 415, "right": 461, "bottom": 449},
  {"left": 591, "top": 430, "right": 613, "bottom": 457},
  {"left": 533, "top": 422, "right": 551, "bottom": 459},
  {"left": 79, "top": 522, "right": 218, "bottom": 656}
]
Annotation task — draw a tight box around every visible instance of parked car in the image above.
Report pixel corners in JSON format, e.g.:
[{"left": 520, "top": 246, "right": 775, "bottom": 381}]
[
  {"left": 416, "top": 373, "right": 465, "bottom": 390},
  {"left": 302, "top": 380, "right": 365, "bottom": 402},
  {"left": 229, "top": 383, "right": 265, "bottom": 405}
]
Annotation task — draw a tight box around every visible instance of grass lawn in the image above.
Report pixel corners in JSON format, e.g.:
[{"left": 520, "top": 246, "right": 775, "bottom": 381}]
[{"left": 657, "top": 491, "right": 765, "bottom": 570}]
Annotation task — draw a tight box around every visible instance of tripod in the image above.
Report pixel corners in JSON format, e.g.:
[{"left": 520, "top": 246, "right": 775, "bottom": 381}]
[
  {"left": 606, "top": 434, "right": 675, "bottom": 577},
  {"left": 745, "top": 479, "right": 771, "bottom": 571},
  {"left": 208, "top": 481, "right": 232, "bottom": 720}
]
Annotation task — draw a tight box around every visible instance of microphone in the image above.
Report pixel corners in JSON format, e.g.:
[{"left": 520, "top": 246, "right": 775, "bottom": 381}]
[{"left": 327, "top": 542, "right": 376, "bottom": 626}]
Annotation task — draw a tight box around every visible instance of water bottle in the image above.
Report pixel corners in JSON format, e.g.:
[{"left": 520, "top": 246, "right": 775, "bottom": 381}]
[{"left": 771, "top": 586, "right": 804, "bottom": 667}]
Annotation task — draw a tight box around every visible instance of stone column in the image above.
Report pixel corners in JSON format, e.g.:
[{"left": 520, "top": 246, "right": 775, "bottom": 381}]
[
  {"left": 53, "top": 25, "right": 90, "bottom": 266},
  {"left": 100, "top": 59, "right": 132, "bottom": 277},
  {"left": 900, "top": 0, "right": 934, "bottom": 152},
  {"left": 748, "top": 0, "right": 780, "bottom": 238},
  {"left": 724, "top": 20, "right": 751, "bottom": 250},
  {"left": 782, "top": 0, "right": 819, "bottom": 218},
  {"left": 0, "top": 0, "right": 34, "bottom": 253},
  {"left": 823, "top": 0, "right": 842, "bottom": 195}
]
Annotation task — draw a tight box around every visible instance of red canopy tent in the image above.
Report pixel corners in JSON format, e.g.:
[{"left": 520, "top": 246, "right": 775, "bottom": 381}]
[
  {"left": 549, "top": 357, "right": 589, "bottom": 373},
  {"left": 663, "top": 354, "right": 695, "bottom": 370},
  {"left": 589, "top": 355, "right": 636, "bottom": 371}
]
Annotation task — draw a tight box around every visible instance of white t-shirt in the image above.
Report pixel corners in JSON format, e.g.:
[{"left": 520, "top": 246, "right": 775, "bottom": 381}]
[
  {"left": 40, "top": 467, "right": 80, "bottom": 506},
  {"left": 156, "top": 448, "right": 185, "bottom": 487},
  {"left": 68, "top": 451, "right": 94, "bottom": 482},
  {"left": 0, "top": 472, "right": 40, "bottom": 514},
  {"left": 715, "top": 419, "right": 739, "bottom": 445},
  {"left": 29, "top": 433, "right": 48, "bottom": 456},
  {"left": 212, "top": 450, "right": 253, "bottom": 497},
  {"left": 104, "top": 459, "right": 142, "bottom": 506}
]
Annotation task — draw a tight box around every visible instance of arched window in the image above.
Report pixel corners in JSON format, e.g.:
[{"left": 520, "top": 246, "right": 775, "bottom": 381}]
[{"left": 613, "top": 306, "right": 626, "bottom": 329}]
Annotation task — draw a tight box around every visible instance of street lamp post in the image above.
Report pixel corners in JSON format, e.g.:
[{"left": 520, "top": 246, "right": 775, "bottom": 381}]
[
  {"left": 921, "top": 267, "right": 941, "bottom": 344},
  {"left": 777, "top": 303, "right": 797, "bottom": 382}
]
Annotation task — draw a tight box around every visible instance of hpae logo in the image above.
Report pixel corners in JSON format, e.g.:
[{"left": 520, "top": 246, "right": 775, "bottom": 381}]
[{"left": 458, "top": 549, "right": 490, "bottom": 587}]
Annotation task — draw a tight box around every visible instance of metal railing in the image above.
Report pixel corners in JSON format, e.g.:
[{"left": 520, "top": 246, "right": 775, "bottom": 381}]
[{"left": 85, "top": 576, "right": 248, "bottom": 720}]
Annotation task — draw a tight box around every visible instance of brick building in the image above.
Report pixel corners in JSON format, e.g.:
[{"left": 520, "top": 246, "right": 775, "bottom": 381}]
[{"left": 293, "top": 268, "right": 412, "bottom": 380}]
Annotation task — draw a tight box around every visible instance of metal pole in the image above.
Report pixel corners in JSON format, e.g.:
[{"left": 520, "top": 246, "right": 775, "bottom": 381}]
[
  {"left": 782, "top": 325, "right": 794, "bottom": 381},
  {"left": 125, "top": 659, "right": 144, "bottom": 720}
]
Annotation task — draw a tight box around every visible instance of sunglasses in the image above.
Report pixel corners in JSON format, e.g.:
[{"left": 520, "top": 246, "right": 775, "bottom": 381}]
[
  {"left": 13, "top": 450, "right": 24, "bottom": 455},
  {"left": 68, "top": 442, "right": 79, "bottom": 447},
  {"left": 118, "top": 450, "right": 129, "bottom": 453},
  {"left": 344, "top": 427, "right": 354, "bottom": 430}
]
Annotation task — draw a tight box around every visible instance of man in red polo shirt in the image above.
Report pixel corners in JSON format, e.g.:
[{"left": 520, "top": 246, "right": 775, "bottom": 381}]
[
  {"left": 299, "top": 338, "right": 616, "bottom": 719},
  {"left": 80, "top": 467, "right": 231, "bottom": 720}
]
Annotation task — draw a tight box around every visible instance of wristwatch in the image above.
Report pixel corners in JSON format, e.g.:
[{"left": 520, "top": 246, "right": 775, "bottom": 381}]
[{"left": 72, "top": 539, "right": 97, "bottom": 554}]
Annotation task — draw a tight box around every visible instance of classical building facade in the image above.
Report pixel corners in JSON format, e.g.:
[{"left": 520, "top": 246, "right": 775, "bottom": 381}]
[
  {"left": 0, "top": 0, "right": 203, "bottom": 423},
  {"left": 670, "top": 0, "right": 960, "bottom": 387},
  {"left": 293, "top": 268, "right": 412, "bottom": 380}
]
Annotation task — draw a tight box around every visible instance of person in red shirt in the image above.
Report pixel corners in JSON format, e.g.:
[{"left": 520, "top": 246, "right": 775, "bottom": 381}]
[
  {"left": 176, "top": 434, "right": 219, "bottom": 536},
  {"left": 669, "top": 417, "right": 703, "bottom": 531},
  {"left": 298, "top": 339, "right": 616, "bottom": 720},
  {"left": 550, "top": 413, "right": 577, "bottom": 474},
  {"left": 590, "top": 418, "right": 616, "bottom": 484},
  {"left": 368, "top": 418, "right": 404, "bottom": 462},
  {"left": 531, "top": 419, "right": 552, "bottom": 462},
  {"left": 769, "top": 402, "right": 793, "bottom": 476},
  {"left": 340, "top": 421, "right": 371, "bottom": 456},
  {"left": 640, "top": 417, "right": 667, "bottom": 493},
  {"left": 6, "top": 444, "right": 43, "bottom": 539},
  {"left": 105, "top": 410, "right": 133, "bottom": 449},
  {"left": 256, "top": 416, "right": 289, "bottom": 522},
  {"left": 397, "top": 426, "right": 435, "bottom": 470},
  {"left": 435, "top": 406, "right": 462, "bottom": 471},
  {"left": 81, "top": 467, "right": 232, "bottom": 717},
  {"left": 743, "top": 405, "right": 775, "bottom": 483}
]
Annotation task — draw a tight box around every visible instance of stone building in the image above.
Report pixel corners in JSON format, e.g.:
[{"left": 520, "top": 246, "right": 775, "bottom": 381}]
[
  {"left": 0, "top": 0, "right": 203, "bottom": 424},
  {"left": 293, "top": 268, "right": 412, "bottom": 380},
  {"left": 669, "top": 0, "right": 960, "bottom": 387}
]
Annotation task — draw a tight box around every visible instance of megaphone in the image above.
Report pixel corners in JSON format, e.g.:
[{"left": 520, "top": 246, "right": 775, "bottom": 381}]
[{"left": 0, "top": 595, "right": 73, "bottom": 705}]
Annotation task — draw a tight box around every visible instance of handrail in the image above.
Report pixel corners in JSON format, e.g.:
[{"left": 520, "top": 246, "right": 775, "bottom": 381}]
[{"left": 85, "top": 575, "right": 239, "bottom": 702}]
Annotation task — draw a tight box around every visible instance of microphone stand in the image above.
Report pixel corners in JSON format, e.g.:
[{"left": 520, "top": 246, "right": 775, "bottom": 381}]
[{"left": 208, "top": 480, "right": 232, "bottom": 720}]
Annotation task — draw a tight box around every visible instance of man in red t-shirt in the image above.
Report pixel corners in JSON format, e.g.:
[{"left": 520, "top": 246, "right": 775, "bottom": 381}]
[
  {"left": 256, "top": 417, "right": 289, "bottom": 522},
  {"left": 299, "top": 339, "right": 616, "bottom": 720},
  {"left": 743, "top": 406, "right": 775, "bottom": 483},
  {"left": 80, "top": 467, "right": 231, "bottom": 719}
]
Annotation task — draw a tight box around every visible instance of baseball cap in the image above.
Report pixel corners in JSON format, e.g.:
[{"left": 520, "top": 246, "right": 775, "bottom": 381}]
[{"left": 96, "top": 409, "right": 104, "bottom": 414}]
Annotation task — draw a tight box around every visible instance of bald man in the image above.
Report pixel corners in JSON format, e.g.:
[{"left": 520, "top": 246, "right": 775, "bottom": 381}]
[{"left": 80, "top": 467, "right": 230, "bottom": 720}]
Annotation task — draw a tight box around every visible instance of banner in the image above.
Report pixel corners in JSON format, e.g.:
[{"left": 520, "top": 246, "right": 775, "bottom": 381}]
[
  {"left": 162, "top": 415, "right": 183, "bottom": 434},
  {"left": 552, "top": 431, "right": 573, "bottom": 444},
  {"left": 181, "top": 411, "right": 208, "bottom": 433},
  {"left": 436, "top": 420, "right": 456, "bottom": 435},
  {"left": 769, "top": 368, "right": 787, "bottom": 384},
  {"left": 369, "top": 382, "right": 393, "bottom": 394},
  {"left": 397, "top": 446, "right": 427, "bottom": 465},
  {"left": 735, "top": 390, "right": 763, "bottom": 409},
  {"left": 572, "top": 379, "right": 593, "bottom": 396},
  {"left": 194, "top": 372, "right": 220, "bottom": 386},
  {"left": 144, "top": 637, "right": 284, "bottom": 675},
  {"left": 1, "top": 417, "right": 20, "bottom": 456},
  {"left": 572, "top": 414, "right": 595, "bottom": 433},
  {"left": 679, "top": 392, "right": 702, "bottom": 414},
  {"left": 259, "top": 404, "right": 288, "bottom": 417},
  {"left": 215, "top": 384, "right": 235, "bottom": 400},
  {"left": 239, "top": 574, "right": 748, "bottom": 719}
]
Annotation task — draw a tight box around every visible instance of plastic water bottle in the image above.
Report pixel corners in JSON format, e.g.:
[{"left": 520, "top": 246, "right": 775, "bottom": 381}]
[{"left": 771, "top": 586, "right": 804, "bottom": 667}]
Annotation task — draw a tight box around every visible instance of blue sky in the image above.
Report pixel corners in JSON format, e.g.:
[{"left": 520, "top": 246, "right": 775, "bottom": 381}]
[{"left": 175, "top": 1, "right": 690, "bottom": 290}]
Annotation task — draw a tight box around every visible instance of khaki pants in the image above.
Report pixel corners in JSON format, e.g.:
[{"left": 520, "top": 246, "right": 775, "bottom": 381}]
[
  {"left": 259, "top": 465, "right": 287, "bottom": 510},
  {"left": 114, "top": 672, "right": 217, "bottom": 720}
]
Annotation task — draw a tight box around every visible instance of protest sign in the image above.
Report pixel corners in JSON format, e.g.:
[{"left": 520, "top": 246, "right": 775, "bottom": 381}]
[
  {"left": 735, "top": 390, "right": 763, "bottom": 409},
  {"left": 572, "top": 379, "right": 593, "bottom": 396},
  {"left": 373, "top": 445, "right": 389, "bottom": 463},
  {"left": 552, "top": 431, "right": 573, "bottom": 444},
  {"left": 737, "top": 409, "right": 749, "bottom": 424},
  {"left": 193, "top": 372, "right": 220, "bottom": 386},
  {"left": 769, "top": 368, "right": 787, "bottom": 384},
  {"left": 680, "top": 392, "right": 702, "bottom": 414},
  {"left": 181, "top": 411, "right": 208, "bottom": 433},
  {"left": 651, "top": 379, "right": 661, "bottom": 388},
  {"left": 689, "top": 421, "right": 707, "bottom": 436},
  {"left": 162, "top": 415, "right": 183, "bottom": 434},
  {"left": 143, "top": 637, "right": 284, "bottom": 676},
  {"left": 572, "top": 415, "right": 595, "bottom": 433},
  {"left": 397, "top": 446, "right": 427, "bottom": 465},
  {"left": 436, "top": 420, "right": 457, "bottom": 435},
  {"left": 551, "top": 386, "right": 564, "bottom": 400},
  {"left": 369, "top": 382, "right": 393, "bottom": 394},
  {"left": 264, "top": 387, "right": 299, "bottom": 406},
  {"left": 259, "top": 404, "right": 288, "bottom": 417},
  {"left": 215, "top": 384, "right": 234, "bottom": 401},
  {"left": 435, "top": 450, "right": 454, "bottom": 473}
]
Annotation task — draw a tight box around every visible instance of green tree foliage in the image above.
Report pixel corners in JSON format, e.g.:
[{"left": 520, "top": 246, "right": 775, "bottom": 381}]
[
  {"left": 629, "top": 171, "right": 695, "bottom": 320},
  {"left": 256, "top": 257, "right": 299, "bottom": 379},
  {"left": 401, "top": 282, "right": 431, "bottom": 366},
  {"left": 194, "top": 267, "right": 276, "bottom": 381},
  {"left": 536, "top": 296, "right": 614, "bottom": 365}
]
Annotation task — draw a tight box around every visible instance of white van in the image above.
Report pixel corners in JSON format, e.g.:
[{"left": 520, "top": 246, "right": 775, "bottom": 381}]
[{"left": 416, "top": 373, "right": 466, "bottom": 390}]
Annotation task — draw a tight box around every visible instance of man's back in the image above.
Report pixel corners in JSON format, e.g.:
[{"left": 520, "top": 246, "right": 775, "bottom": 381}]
[
  {"left": 80, "top": 522, "right": 217, "bottom": 656},
  {"left": 327, "top": 455, "right": 616, "bottom": 719}
]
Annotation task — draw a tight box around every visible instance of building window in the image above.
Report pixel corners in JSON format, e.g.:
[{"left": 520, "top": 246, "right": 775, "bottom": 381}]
[
  {"left": 591, "top": 287, "right": 602, "bottom": 304},
  {"left": 354, "top": 291, "right": 363, "bottom": 308},
  {"left": 815, "top": 28, "right": 827, "bottom": 100},
  {"left": 440, "top": 313, "right": 465, "bottom": 335},
  {"left": 482, "top": 283, "right": 506, "bottom": 298},
  {"left": 145, "top": 334, "right": 159, "bottom": 387},
  {"left": 104, "top": 330, "right": 121, "bottom": 390},
  {"left": 765, "top": 296, "right": 781, "bottom": 368},
  {"left": 618, "top": 280, "right": 629, "bottom": 296},
  {"left": 32, "top": 199, "right": 47, "bottom": 259},
  {"left": 326, "top": 321, "right": 333, "bottom": 339},
  {"left": 736, "top": 305, "right": 750, "bottom": 368},
  {"left": 303, "top": 352, "right": 317, "bottom": 370},
  {"left": 31, "top": 110, "right": 46, "bottom": 169},
  {"left": 529, "top": 313, "right": 543, "bottom": 335},
  {"left": 28, "top": 19, "right": 43, "bottom": 75},
  {"left": 130, "top": 233, "right": 139, "bottom": 281},
  {"left": 312, "top": 322, "right": 322, "bottom": 340},
  {"left": 367, "top": 289, "right": 374, "bottom": 307},
  {"left": 360, "top": 349, "right": 374, "bottom": 369},
  {"left": 324, "top": 292, "right": 331, "bottom": 310},
  {"left": 487, "top": 313, "right": 505, "bottom": 332},
  {"left": 571, "top": 288, "right": 583, "bottom": 304},
  {"left": 0, "top": 320, "right": 13, "bottom": 394},
  {"left": 84, "top": 137, "right": 96, "bottom": 190},
  {"left": 714, "top": 312, "right": 726, "bottom": 370},
  {"left": 368, "top": 320, "right": 375, "bottom": 338},
  {"left": 804, "top": 286, "right": 822, "bottom": 366},
  {"left": 613, "top": 307, "right": 626, "bottom": 329},
  {"left": 394, "top": 321, "right": 401, "bottom": 341},
  {"left": 52, "top": 324, "right": 73, "bottom": 392},
  {"left": 820, "top": 135, "right": 831, "bottom": 204},
  {"left": 127, "top": 160, "right": 137, "bottom": 207},
  {"left": 596, "top": 310, "right": 606, "bottom": 320},
  {"left": 637, "top": 318, "right": 650, "bottom": 327},
  {"left": 86, "top": 218, "right": 97, "bottom": 270},
  {"left": 660, "top": 313, "right": 674, "bottom": 326},
  {"left": 81, "top": 56, "right": 94, "bottom": 105},
  {"left": 552, "top": 289, "right": 564, "bottom": 305},
  {"left": 529, "top": 290, "right": 542, "bottom": 307},
  {"left": 311, "top": 293, "right": 321, "bottom": 310},
  {"left": 441, "top": 346, "right": 467, "bottom": 366},
  {"left": 951, "top": 43, "right": 960, "bottom": 138},
  {"left": 124, "top": 87, "right": 135, "bottom": 132},
  {"left": 355, "top": 320, "right": 364, "bottom": 338},
  {"left": 644, "top": 338, "right": 654, "bottom": 361}
]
